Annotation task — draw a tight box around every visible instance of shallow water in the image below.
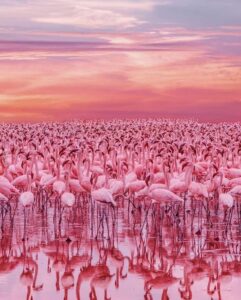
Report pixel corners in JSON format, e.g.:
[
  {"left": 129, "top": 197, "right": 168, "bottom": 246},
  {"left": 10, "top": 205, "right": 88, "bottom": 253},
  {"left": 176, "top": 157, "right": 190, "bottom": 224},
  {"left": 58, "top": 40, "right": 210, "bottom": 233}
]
[{"left": 1, "top": 196, "right": 241, "bottom": 300}]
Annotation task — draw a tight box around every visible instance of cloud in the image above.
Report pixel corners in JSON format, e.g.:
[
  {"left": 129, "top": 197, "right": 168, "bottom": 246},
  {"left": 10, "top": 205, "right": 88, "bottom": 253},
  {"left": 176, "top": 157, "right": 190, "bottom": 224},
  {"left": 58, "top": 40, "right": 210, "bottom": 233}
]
[
  {"left": 0, "top": 1, "right": 240, "bottom": 122},
  {"left": 0, "top": 0, "right": 162, "bottom": 30},
  {"left": 0, "top": 37, "right": 240, "bottom": 123},
  {"left": 32, "top": 9, "right": 143, "bottom": 29},
  {"left": 0, "top": 38, "right": 207, "bottom": 62}
]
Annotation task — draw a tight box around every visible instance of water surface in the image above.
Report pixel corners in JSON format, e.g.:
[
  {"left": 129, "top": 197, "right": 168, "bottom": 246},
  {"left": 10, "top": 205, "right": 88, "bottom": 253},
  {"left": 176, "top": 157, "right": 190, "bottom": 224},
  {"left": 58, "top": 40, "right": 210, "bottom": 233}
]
[{"left": 0, "top": 197, "right": 241, "bottom": 300}]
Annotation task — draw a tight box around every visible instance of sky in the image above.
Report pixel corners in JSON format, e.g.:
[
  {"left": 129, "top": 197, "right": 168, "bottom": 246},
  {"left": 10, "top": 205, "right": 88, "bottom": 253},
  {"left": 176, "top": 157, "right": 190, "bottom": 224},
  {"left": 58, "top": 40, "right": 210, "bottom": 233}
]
[{"left": 0, "top": 0, "right": 240, "bottom": 122}]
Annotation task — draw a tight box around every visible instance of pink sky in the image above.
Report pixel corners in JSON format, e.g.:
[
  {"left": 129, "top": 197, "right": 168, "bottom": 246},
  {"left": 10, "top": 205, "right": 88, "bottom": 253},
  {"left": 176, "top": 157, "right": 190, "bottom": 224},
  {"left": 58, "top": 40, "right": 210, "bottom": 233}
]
[{"left": 0, "top": 0, "right": 240, "bottom": 122}]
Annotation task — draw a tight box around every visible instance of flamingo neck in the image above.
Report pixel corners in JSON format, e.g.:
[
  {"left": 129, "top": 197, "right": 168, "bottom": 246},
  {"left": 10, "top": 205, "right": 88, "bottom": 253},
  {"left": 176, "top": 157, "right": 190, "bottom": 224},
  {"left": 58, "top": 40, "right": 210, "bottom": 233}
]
[
  {"left": 218, "top": 172, "right": 224, "bottom": 193},
  {"left": 163, "top": 165, "right": 170, "bottom": 188},
  {"left": 65, "top": 172, "right": 70, "bottom": 192},
  {"left": 131, "top": 153, "right": 135, "bottom": 171},
  {"left": 185, "top": 165, "right": 193, "bottom": 187},
  {"left": 102, "top": 153, "right": 107, "bottom": 172},
  {"left": 34, "top": 154, "right": 39, "bottom": 179},
  {"left": 27, "top": 171, "right": 32, "bottom": 191},
  {"left": 116, "top": 158, "right": 121, "bottom": 179},
  {"left": 86, "top": 159, "right": 90, "bottom": 177}
]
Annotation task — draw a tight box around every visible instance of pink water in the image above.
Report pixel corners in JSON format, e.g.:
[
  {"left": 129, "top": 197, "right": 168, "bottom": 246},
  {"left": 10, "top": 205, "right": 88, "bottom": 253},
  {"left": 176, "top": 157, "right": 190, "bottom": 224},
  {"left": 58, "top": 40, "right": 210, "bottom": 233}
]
[{"left": 1, "top": 198, "right": 241, "bottom": 300}]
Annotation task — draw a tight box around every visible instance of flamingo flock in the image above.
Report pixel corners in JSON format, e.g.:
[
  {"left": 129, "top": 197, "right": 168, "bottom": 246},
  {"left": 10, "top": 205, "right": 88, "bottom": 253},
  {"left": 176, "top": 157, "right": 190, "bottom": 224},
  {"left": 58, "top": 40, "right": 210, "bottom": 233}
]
[
  {"left": 0, "top": 119, "right": 240, "bottom": 219},
  {"left": 0, "top": 118, "right": 241, "bottom": 298}
]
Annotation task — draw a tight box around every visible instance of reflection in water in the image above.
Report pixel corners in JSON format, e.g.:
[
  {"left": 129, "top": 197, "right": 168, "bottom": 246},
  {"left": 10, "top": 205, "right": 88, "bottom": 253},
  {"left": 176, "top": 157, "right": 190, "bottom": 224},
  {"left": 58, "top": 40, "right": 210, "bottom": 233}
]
[{"left": 1, "top": 194, "right": 241, "bottom": 300}]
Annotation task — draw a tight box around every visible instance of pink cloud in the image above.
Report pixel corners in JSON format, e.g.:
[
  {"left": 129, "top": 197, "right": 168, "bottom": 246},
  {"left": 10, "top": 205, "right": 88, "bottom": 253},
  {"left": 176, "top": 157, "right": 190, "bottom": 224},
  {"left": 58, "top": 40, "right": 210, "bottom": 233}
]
[{"left": 0, "top": 25, "right": 240, "bottom": 122}]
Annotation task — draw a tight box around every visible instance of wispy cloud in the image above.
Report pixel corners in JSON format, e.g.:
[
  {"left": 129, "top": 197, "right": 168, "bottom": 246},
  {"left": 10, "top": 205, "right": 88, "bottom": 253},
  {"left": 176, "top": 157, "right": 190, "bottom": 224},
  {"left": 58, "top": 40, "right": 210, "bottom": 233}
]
[
  {"left": 0, "top": 1, "right": 240, "bottom": 122},
  {"left": 0, "top": 0, "right": 166, "bottom": 30}
]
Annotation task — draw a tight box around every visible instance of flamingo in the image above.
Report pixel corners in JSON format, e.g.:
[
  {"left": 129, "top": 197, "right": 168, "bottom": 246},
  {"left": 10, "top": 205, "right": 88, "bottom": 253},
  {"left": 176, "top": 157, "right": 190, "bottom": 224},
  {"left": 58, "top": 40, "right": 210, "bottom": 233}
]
[
  {"left": 91, "top": 188, "right": 116, "bottom": 207},
  {"left": 188, "top": 181, "right": 208, "bottom": 198},
  {"left": 229, "top": 185, "right": 241, "bottom": 196},
  {"left": 61, "top": 172, "right": 75, "bottom": 208},
  {"left": 19, "top": 171, "right": 34, "bottom": 207},
  {"left": 150, "top": 188, "right": 183, "bottom": 203},
  {"left": 0, "top": 175, "right": 19, "bottom": 196}
]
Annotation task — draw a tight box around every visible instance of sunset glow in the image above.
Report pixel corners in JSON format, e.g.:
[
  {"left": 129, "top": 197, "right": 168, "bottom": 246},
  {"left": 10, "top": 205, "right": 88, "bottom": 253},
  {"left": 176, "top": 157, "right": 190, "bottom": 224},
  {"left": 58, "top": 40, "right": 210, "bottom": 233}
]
[{"left": 0, "top": 0, "right": 240, "bottom": 121}]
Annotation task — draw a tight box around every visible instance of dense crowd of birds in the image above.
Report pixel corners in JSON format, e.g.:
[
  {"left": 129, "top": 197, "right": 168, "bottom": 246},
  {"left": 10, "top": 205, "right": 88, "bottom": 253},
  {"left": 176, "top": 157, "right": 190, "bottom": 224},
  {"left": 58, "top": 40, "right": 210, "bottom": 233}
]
[
  {"left": 0, "top": 119, "right": 241, "bottom": 299},
  {"left": 0, "top": 119, "right": 241, "bottom": 217}
]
